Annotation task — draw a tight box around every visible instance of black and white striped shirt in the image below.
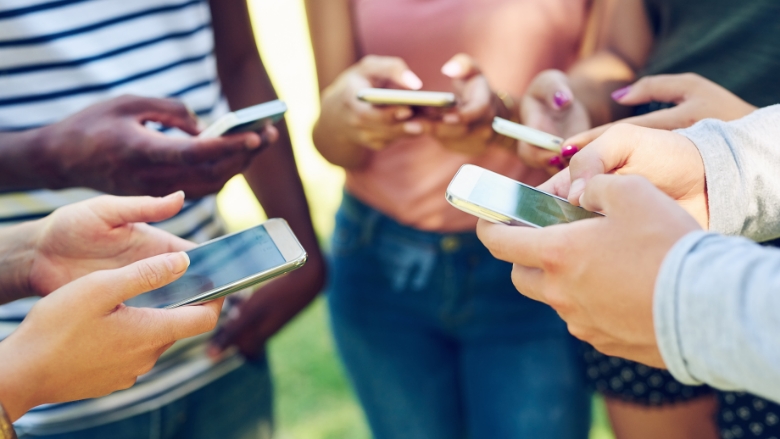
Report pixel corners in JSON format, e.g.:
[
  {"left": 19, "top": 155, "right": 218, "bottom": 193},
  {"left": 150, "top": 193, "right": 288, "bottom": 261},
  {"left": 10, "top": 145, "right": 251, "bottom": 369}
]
[{"left": 0, "top": 0, "right": 247, "bottom": 433}]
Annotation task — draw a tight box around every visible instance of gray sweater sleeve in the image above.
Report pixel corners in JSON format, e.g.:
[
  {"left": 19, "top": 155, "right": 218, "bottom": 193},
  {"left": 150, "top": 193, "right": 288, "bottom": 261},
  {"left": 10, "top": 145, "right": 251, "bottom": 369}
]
[
  {"left": 677, "top": 105, "right": 780, "bottom": 241},
  {"left": 655, "top": 231, "right": 780, "bottom": 401}
]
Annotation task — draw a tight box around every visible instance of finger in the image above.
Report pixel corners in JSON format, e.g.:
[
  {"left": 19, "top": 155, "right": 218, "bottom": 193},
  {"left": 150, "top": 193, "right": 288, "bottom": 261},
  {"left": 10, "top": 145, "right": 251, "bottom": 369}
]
[
  {"left": 578, "top": 174, "right": 654, "bottom": 215},
  {"left": 89, "top": 252, "right": 191, "bottom": 308},
  {"left": 441, "top": 53, "right": 481, "bottom": 80},
  {"left": 527, "top": 70, "right": 574, "bottom": 111},
  {"left": 454, "top": 77, "right": 493, "bottom": 124},
  {"left": 510, "top": 264, "right": 545, "bottom": 303},
  {"left": 145, "top": 132, "right": 260, "bottom": 164},
  {"left": 537, "top": 168, "right": 573, "bottom": 198},
  {"left": 612, "top": 74, "right": 692, "bottom": 106},
  {"left": 358, "top": 55, "right": 423, "bottom": 90},
  {"left": 566, "top": 124, "right": 640, "bottom": 204},
  {"left": 517, "top": 141, "right": 560, "bottom": 170},
  {"left": 88, "top": 192, "right": 185, "bottom": 227},
  {"left": 114, "top": 95, "right": 200, "bottom": 136},
  {"left": 155, "top": 297, "right": 224, "bottom": 343},
  {"left": 476, "top": 220, "right": 549, "bottom": 268}
]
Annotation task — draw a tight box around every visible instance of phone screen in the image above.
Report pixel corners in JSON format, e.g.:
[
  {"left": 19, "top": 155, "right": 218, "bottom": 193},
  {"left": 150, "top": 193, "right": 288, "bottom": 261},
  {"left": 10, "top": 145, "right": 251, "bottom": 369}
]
[
  {"left": 126, "top": 225, "right": 286, "bottom": 308},
  {"left": 469, "top": 171, "right": 601, "bottom": 227}
]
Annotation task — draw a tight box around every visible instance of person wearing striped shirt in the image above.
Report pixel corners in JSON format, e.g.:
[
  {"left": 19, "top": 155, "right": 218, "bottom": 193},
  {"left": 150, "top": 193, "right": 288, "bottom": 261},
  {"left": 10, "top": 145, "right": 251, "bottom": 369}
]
[{"left": 0, "top": 0, "right": 325, "bottom": 438}]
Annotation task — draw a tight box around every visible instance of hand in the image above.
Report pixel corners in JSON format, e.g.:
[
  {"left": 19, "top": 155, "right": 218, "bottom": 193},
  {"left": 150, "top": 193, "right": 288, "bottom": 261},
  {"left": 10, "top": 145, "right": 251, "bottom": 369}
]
[
  {"left": 316, "top": 55, "right": 429, "bottom": 153},
  {"left": 432, "top": 54, "right": 512, "bottom": 155},
  {"left": 564, "top": 73, "right": 757, "bottom": 147},
  {"left": 28, "top": 192, "right": 195, "bottom": 297},
  {"left": 0, "top": 252, "right": 224, "bottom": 422},
  {"left": 477, "top": 175, "right": 701, "bottom": 367},
  {"left": 33, "top": 95, "right": 271, "bottom": 198},
  {"left": 540, "top": 124, "right": 709, "bottom": 228},
  {"left": 519, "top": 70, "right": 591, "bottom": 173}
]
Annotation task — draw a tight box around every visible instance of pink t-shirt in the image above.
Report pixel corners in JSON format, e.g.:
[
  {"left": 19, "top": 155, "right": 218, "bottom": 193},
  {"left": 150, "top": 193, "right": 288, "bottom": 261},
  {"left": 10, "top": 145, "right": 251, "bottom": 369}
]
[{"left": 346, "top": 0, "right": 588, "bottom": 232}]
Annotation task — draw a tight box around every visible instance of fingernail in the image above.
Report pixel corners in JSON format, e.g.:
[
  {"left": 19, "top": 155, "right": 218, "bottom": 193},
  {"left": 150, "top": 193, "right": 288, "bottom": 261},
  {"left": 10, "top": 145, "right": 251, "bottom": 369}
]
[
  {"left": 561, "top": 145, "right": 579, "bottom": 158},
  {"left": 168, "top": 252, "right": 190, "bottom": 275},
  {"left": 441, "top": 60, "right": 462, "bottom": 78},
  {"left": 570, "top": 178, "right": 586, "bottom": 199},
  {"left": 553, "top": 91, "right": 571, "bottom": 109},
  {"left": 245, "top": 135, "right": 261, "bottom": 150},
  {"left": 443, "top": 113, "right": 460, "bottom": 124},
  {"left": 404, "top": 121, "right": 424, "bottom": 135},
  {"left": 548, "top": 156, "right": 564, "bottom": 170},
  {"left": 395, "top": 107, "right": 412, "bottom": 120},
  {"left": 611, "top": 86, "right": 631, "bottom": 101},
  {"left": 401, "top": 70, "right": 423, "bottom": 90},
  {"left": 165, "top": 190, "right": 185, "bottom": 200}
]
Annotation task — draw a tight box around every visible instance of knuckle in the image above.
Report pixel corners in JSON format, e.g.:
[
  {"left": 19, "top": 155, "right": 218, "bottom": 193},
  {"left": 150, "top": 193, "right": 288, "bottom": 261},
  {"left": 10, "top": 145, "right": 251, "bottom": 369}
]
[
  {"left": 567, "top": 323, "right": 593, "bottom": 342},
  {"left": 135, "top": 261, "right": 165, "bottom": 290},
  {"left": 539, "top": 236, "right": 569, "bottom": 272}
]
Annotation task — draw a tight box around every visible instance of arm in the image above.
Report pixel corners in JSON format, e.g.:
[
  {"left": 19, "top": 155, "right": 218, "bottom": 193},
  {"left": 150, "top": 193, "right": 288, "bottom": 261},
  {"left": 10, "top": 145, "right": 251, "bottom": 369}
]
[
  {"left": 0, "top": 222, "right": 38, "bottom": 305},
  {"left": 207, "top": 0, "right": 325, "bottom": 359},
  {"left": 655, "top": 231, "right": 780, "bottom": 401},
  {"left": 677, "top": 105, "right": 780, "bottom": 241}
]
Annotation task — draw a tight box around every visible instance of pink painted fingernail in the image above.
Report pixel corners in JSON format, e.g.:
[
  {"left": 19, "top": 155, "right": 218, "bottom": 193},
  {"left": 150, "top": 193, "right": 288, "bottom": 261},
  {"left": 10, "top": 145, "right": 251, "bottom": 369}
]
[
  {"left": 561, "top": 145, "right": 579, "bottom": 158},
  {"left": 553, "top": 91, "right": 570, "bottom": 109},
  {"left": 611, "top": 86, "right": 631, "bottom": 101},
  {"left": 548, "top": 155, "right": 564, "bottom": 170},
  {"left": 401, "top": 70, "right": 423, "bottom": 90}
]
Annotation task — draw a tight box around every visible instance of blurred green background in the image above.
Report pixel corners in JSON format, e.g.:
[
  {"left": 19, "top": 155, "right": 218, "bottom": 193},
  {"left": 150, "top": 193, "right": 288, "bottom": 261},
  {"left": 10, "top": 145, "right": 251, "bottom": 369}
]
[{"left": 216, "top": 1, "right": 615, "bottom": 438}]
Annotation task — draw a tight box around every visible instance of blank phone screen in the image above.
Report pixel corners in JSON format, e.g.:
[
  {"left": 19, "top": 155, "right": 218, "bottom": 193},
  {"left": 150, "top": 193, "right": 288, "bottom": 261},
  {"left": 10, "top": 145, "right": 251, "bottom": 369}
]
[
  {"left": 126, "top": 225, "right": 286, "bottom": 308},
  {"left": 469, "top": 171, "right": 601, "bottom": 227}
]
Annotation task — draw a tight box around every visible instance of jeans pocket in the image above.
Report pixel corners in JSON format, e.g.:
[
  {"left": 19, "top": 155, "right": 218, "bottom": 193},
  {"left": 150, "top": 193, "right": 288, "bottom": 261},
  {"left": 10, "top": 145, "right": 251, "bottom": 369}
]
[{"left": 375, "top": 233, "right": 437, "bottom": 293}]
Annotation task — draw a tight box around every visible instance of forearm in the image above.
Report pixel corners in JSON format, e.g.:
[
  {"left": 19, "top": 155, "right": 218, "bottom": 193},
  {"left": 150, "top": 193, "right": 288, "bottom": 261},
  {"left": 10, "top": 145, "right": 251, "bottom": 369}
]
[
  {"left": 567, "top": 51, "right": 636, "bottom": 127},
  {"left": 0, "top": 221, "right": 40, "bottom": 304},
  {"left": 312, "top": 95, "right": 371, "bottom": 170},
  {"left": 677, "top": 105, "right": 780, "bottom": 241},
  {"left": 655, "top": 231, "right": 780, "bottom": 402}
]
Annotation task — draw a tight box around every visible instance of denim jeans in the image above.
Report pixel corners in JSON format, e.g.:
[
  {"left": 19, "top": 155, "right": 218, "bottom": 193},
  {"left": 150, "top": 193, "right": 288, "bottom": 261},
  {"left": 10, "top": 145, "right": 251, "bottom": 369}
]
[
  {"left": 328, "top": 193, "right": 591, "bottom": 439},
  {"left": 18, "top": 358, "right": 272, "bottom": 439}
]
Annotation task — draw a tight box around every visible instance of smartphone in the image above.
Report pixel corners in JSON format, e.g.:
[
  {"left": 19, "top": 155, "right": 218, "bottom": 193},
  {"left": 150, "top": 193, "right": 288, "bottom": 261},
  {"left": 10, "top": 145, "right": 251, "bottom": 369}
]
[
  {"left": 492, "top": 117, "right": 563, "bottom": 152},
  {"left": 125, "top": 219, "right": 307, "bottom": 309},
  {"left": 445, "top": 164, "right": 602, "bottom": 227},
  {"left": 199, "top": 100, "right": 287, "bottom": 138},
  {"left": 357, "top": 88, "right": 456, "bottom": 107}
]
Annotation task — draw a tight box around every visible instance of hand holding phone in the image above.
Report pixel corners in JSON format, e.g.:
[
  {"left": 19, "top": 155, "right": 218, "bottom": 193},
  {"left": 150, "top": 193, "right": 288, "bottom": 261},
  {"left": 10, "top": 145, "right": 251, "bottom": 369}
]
[
  {"left": 125, "top": 218, "right": 306, "bottom": 309},
  {"left": 446, "top": 164, "right": 602, "bottom": 227}
]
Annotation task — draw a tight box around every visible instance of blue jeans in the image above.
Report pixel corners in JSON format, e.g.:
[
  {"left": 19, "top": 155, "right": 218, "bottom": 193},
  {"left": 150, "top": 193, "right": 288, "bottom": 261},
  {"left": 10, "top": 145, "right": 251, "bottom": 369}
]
[
  {"left": 18, "top": 358, "right": 272, "bottom": 439},
  {"left": 328, "top": 193, "right": 591, "bottom": 439}
]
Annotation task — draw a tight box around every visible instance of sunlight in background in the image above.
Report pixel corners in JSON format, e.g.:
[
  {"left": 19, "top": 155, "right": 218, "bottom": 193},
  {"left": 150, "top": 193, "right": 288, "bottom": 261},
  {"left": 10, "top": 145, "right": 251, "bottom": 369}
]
[{"left": 216, "top": 0, "right": 344, "bottom": 238}]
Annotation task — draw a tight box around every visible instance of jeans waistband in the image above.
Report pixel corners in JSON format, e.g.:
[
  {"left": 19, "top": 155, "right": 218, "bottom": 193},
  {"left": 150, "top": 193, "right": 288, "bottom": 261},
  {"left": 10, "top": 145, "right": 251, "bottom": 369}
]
[{"left": 339, "top": 191, "right": 484, "bottom": 253}]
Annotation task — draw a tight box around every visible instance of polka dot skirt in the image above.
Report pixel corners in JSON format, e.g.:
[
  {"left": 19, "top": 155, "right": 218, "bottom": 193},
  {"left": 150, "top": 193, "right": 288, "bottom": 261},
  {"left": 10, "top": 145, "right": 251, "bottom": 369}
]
[{"left": 718, "top": 392, "right": 780, "bottom": 439}]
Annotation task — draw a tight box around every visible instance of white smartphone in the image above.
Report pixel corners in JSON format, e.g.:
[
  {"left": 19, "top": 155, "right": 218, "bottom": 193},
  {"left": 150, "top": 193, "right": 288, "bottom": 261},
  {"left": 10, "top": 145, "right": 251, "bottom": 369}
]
[
  {"left": 492, "top": 117, "right": 563, "bottom": 152},
  {"left": 357, "top": 88, "right": 456, "bottom": 107},
  {"left": 125, "top": 219, "right": 307, "bottom": 309},
  {"left": 199, "top": 100, "right": 287, "bottom": 138},
  {"left": 445, "top": 164, "right": 602, "bottom": 227}
]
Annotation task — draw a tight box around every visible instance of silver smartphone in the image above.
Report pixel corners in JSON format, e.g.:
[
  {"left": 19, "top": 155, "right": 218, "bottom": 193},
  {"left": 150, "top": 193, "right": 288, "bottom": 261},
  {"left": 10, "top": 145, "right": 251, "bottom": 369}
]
[
  {"left": 199, "top": 100, "right": 287, "bottom": 138},
  {"left": 125, "top": 218, "right": 307, "bottom": 309},
  {"left": 357, "top": 88, "right": 456, "bottom": 107},
  {"left": 445, "top": 164, "right": 602, "bottom": 227},
  {"left": 492, "top": 117, "right": 563, "bottom": 152}
]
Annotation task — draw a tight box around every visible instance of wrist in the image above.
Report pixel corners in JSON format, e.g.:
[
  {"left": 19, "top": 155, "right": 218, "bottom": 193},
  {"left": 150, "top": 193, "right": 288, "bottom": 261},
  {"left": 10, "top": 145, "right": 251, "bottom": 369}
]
[
  {"left": 0, "top": 221, "right": 41, "bottom": 303},
  {"left": 0, "top": 340, "right": 38, "bottom": 423},
  {"left": 27, "top": 124, "right": 69, "bottom": 190}
]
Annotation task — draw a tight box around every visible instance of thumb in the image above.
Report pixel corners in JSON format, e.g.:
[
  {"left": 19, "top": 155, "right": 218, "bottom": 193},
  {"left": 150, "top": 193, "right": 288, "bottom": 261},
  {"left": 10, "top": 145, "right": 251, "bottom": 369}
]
[
  {"left": 89, "top": 192, "right": 185, "bottom": 227},
  {"left": 359, "top": 56, "right": 423, "bottom": 90},
  {"left": 89, "top": 252, "right": 190, "bottom": 309},
  {"left": 528, "top": 69, "right": 574, "bottom": 111},
  {"left": 441, "top": 53, "right": 481, "bottom": 80},
  {"left": 150, "top": 297, "right": 225, "bottom": 344},
  {"left": 566, "top": 124, "right": 639, "bottom": 204},
  {"left": 578, "top": 174, "right": 649, "bottom": 215},
  {"left": 612, "top": 74, "right": 689, "bottom": 106}
]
